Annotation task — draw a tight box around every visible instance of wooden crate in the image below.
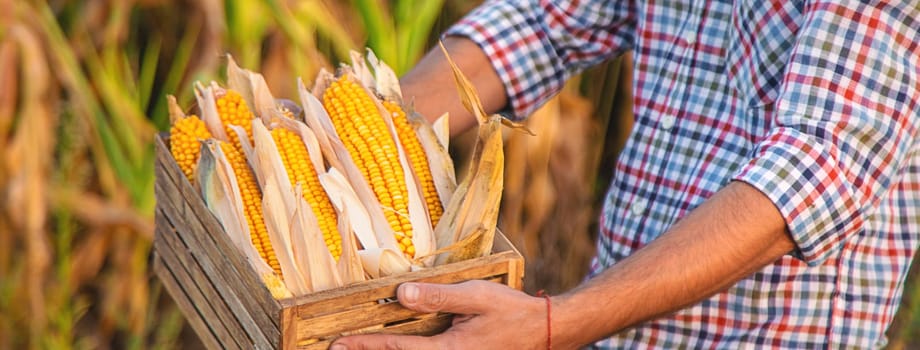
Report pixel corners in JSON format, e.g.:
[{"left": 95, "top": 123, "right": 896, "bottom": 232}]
[{"left": 153, "top": 133, "right": 524, "bottom": 349}]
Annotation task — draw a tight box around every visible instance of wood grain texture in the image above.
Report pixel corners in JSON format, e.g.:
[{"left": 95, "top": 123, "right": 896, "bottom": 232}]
[
  {"left": 153, "top": 240, "right": 240, "bottom": 349},
  {"left": 299, "top": 313, "right": 453, "bottom": 350},
  {"left": 153, "top": 253, "right": 224, "bottom": 350},
  {"left": 154, "top": 180, "right": 280, "bottom": 346},
  {"left": 156, "top": 211, "right": 272, "bottom": 349}
]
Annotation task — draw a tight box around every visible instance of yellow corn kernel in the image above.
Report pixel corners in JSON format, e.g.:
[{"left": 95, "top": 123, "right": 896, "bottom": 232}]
[
  {"left": 271, "top": 128, "right": 342, "bottom": 261},
  {"left": 220, "top": 142, "right": 281, "bottom": 276},
  {"left": 262, "top": 273, "right": 292, "bottom": 299},
  {"left": 216, "top": 90, "right": 255, "bottom": 150},
  {"left": 322, "top": 78, "right": 414, "bottom": 256},
  {"left": 170, "top": 115, "right": 213, "bottom": 182},
  {"left": 383, "top": 101, "right": 443, "bottom": 226}
]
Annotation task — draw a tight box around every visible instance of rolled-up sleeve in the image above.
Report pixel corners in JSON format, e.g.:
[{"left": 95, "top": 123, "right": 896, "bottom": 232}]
[
  {"left": 445, "top": 0, "right": 635, "bottom": 119},
  {"left": 734, "top": 1, "right": 920, "bottom": 265}
]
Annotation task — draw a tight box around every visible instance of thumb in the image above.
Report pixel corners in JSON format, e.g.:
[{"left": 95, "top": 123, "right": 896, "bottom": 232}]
[
  {"left": 397, "top": 280, "right": 496, "bottom": 314},
  {"left": 330, "top": 333, "right": 441, "bottom": 350}
]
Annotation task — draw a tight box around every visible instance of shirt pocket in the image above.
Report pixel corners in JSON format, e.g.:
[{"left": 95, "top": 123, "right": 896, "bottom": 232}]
[{"left": 724, "top": 0, "right": 804, "bottom": 108}]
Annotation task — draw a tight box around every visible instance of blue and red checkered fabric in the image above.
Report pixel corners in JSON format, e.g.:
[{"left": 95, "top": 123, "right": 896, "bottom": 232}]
[{"left": 448, "top": 0, "right": 920, "bottom": 348}]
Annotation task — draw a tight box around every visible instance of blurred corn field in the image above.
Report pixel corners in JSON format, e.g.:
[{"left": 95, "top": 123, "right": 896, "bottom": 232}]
[{"left": 0, "top": 0, "right": 916, "bottom": 348}]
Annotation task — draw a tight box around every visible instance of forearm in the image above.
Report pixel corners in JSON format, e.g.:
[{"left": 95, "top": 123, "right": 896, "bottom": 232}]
[
  {"left": 553, "top": 181, "right": 796, "bottom": 348},
  {"left": 400, "top": 37, "right": 507, "bottom": 136}
]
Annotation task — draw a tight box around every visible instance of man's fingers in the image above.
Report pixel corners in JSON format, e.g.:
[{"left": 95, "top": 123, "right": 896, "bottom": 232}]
[
  {"left": 330, "top": 334, "right": 441, "bottom": 350},
  {"left": 397, "top": 280, "right": 500, "bottom": 314}
]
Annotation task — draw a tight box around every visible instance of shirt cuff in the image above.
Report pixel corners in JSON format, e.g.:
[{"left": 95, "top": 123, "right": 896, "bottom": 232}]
[
  {"left": 444, "top": 2, "right": 567, "bottom": 120},
  {"left": 734, "top": 127, "right": 862, "bottom": 265}
]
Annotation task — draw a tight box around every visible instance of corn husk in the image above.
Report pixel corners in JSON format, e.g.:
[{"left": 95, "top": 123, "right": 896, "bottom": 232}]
[
  {"left": 373, "top": 87, "right": 437, "bottom": 266},
  {"left": 194, "top": 82, "right": 231, "bottom": 143},
  {"left": 167, "top": 95, "right": 186, "bottom": 125},
  {"left": 253, "top": 121, "right": 345, "bottom": 294},
  {"left": 355, "top": 51, "right": 456, "bottom": 243},
  {"left": 432, "top": 42, "right": 512, "bottom": 265},
  {"left": 334, "top": 206, "right": 367, "bottom": 284},
  {"left": 290, "top": 185, "right": 342, "bottom": 292},
  {"left": 319, "top": 168, "right": 380, "bottom": 255},
  {"left": 408, "top": 110, "right": 456, "bottom": 211},
  {"left": 225, "top": 54, "right": 256, "bottom": 118},
  {"left": 304, "top": 72, "right": 413, "bottom": 275},
  {"left": 350, "top": 50, "right": 375, "bottom": 93},
  {"left": 358, "top": 248, "right": 413, "bottom": 279},
  {"left": 298, "top": 77, "right": 345, "bottom": 170},
  {"left": 364, "top": 48, "right": 402, "bottom": 103},
  {"left": 431, "top": 113, "right": 450, "bottom": 151},
  {"left": 270, "top": 118, "right": 366, "bottom": 285},
  {"left": 227, "top": 54, "right": 292, "bottom": 124},
  {"left": 180, "top": 47, "right": 510, "bottom": 297},
  {"left": 197, "top": 139, "right": 291, "bottom": 298}
]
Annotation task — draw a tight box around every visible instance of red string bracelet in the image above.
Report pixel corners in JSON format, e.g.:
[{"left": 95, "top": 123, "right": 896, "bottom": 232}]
[{"left": 536, "top": 290, "right": 552, "bottom": 350}]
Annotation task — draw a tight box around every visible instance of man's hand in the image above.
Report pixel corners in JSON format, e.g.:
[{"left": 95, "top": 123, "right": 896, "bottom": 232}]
[{"left": 330, "top": 280, "right": 547, "bottom": 350}]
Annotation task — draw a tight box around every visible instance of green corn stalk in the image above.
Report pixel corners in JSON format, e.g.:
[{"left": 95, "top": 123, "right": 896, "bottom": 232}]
[
  {"left": 393, "top": 0, "right": 445, "bottom": 74},
  {"left": 225, "top": 0, "right": 270, "bottom": 70},
  {"left": 38, "top": 1, "right": 159, "bottom": 215},
  {"left": 352, "top": 0, "right": 397, "bottom": 64},
  {"left": 149, "top": 20, "right": 200, "bottom": 130},
  {"left": 293, "top": 0, "right": 357, "bottom": 62},
  {"left": 347, "top": 0, "right": 446, "bottom": 75}
]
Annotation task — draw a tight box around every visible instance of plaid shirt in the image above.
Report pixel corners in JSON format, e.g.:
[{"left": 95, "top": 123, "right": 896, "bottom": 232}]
[{"left": 448, "top": 0, "right": 920, "bottom": 348}]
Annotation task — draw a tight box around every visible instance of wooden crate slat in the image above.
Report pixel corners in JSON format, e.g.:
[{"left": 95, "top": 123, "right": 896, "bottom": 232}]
[
  {"left": 297, "top": 313, "right": 454, "bottom": 350},
  {"left": 155, "top": 137, "right": 282, "bottom": 331},
  {"left": 153, "top": 239, "right": 241, "bottom": 350},
  {"left": 153, "top": 183, "right": 281, "bottom": 347},
  {"left": 156, "top": 211, "right": 274, "bottom": 349},
  {"left": 359, "top": 312, "right": 452, "bottom": 336},
  {"left": 504, "top": 249, "right": 525, "bottom": 290},
  {"left": 292, "top": 275, "right": 503, "bottom": 341},
  {"left": 281, "top": 251, "right": 518, "bottom": 315},
  {"left": 290, "top": 262, "right": 509, "bottom": 324},
  {"left": 154, "top": 177, "right": 282, "bottom": 346},
  {"left": 153, "top": 253, "right": 225, "bottom": 350}
]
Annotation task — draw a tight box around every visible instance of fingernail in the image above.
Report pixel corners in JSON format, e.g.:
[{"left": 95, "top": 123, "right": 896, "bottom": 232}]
[
  {"left": 402, "top": 283, "right": 419, "bottom": 303},
  {"left": 329, "top": 344, "right": 347, "bottom": 350}
]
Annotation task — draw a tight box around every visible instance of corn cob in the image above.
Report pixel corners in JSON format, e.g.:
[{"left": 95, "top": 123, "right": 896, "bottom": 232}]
[
  {"left": 170, "top": 115, "right": 213, "bottom": 182},
  {"left": 383, "top": 101, "right": 443, "bottom": 226},
  {"left": 216, "top": 89, "right": 255, "bottom": 149},
  {"left": 220, "top": 141, "right": 281, "bottom": 276},
  {"left": 271, "top": 127, "right": 342, "bottom": 261},
  {"left": 323, "top": 78, "right": 415, "bottom": 257}
]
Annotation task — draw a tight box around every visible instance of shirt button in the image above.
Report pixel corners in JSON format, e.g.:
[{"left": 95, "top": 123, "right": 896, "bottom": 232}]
[
  {"left": 630, "top": 198, "right": 648, "bottom": 217},
  {"left": 684, "top": 32, "right": 696, "bottom": 46},
  {"left": 660, "top": 115, "right": 676, "bottom": 130}
]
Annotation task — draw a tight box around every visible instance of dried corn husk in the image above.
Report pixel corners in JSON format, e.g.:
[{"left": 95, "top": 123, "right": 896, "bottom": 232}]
[
  {"left": 364, "top": 48, "right": 402, "bottom": 104},
  {"left": 303, "top": 72, "right": 418, "bottom": 275},
  {"left": 335, "top": 207, "right": 367, "bottom": 284},
  {"left": 319, "top": 168, "right": 380, "bottom": 256},
  {"left": 227, "top": 54, "right": 292, "bottom": 124},
  {"left": 253, "top": 120, "right": 345, "bottom": 293},
  {"left": 167, "top": 95, "right": 186, "bottom": 125},
  {"left": 269, "top": 118, "right": 366, "bottom": 285},
  {"left": 408, "top": 110, "right": 457, "bottom": 210},
  {"left": 197, "top": 139, "right": 291, "bottom": 298},
  {"left": 356, "top": 50, "right": 457, "bottom": 224},
  {"left": 432, "top": 42, "right": 520, "bottom": 265},
  {"left": 194, "top": 82, "right": 231, "bottom": 143}
]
